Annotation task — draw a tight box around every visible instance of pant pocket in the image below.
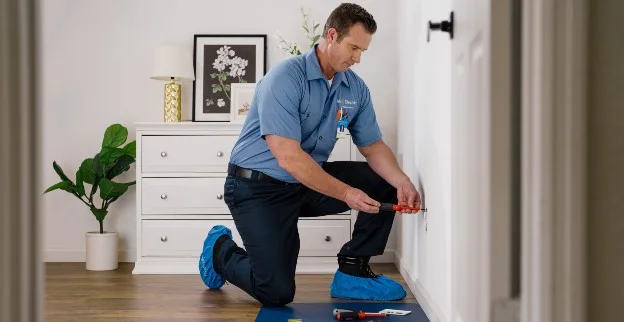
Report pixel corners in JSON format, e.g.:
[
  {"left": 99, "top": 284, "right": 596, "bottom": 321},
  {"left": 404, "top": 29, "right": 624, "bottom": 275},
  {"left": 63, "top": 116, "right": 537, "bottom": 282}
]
[{"left": 223, "top": 176, "right": 237, "bottom": 208}]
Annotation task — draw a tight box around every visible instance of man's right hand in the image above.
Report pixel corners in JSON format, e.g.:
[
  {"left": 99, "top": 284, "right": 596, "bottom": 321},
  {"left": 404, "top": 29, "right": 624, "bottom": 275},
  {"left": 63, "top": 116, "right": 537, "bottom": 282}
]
[{"left": 342, "top": 187, "right": 381, "bottom": 213}]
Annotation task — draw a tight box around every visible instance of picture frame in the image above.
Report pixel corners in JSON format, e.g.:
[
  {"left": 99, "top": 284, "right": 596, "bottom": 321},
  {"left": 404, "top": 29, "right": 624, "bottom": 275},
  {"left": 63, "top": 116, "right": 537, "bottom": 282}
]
[
  {"left": 230, "top": 83, "right": 257, "bottom": 124},
  {"left": 192, "top": 34, "right": 267, "bottom": 122}
]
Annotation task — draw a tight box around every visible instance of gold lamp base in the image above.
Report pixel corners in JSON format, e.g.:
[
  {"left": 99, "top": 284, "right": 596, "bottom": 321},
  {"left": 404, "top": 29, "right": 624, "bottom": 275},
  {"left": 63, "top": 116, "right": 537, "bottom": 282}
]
[{"left": 164, "top": 79, "right": 181, "bottom": 122}]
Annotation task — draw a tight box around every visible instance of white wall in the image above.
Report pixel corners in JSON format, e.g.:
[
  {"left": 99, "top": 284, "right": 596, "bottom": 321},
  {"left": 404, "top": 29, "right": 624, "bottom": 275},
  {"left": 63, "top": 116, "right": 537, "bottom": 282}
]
[
  {"left": 396, "top": 0, "right": 452, "bottom": 319},
  {"left": 39, "top": 0, "right": 399, "bottom": 262}
]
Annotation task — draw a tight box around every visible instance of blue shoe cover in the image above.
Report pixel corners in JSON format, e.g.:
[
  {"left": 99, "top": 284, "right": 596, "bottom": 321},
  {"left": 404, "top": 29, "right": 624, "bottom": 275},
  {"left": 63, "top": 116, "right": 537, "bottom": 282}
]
[
  {"left": 329, "top": 270, "right": 407, "bottom": 300},
  {"left": 198, "top": 225, "right": 232, "bottom": 289}
]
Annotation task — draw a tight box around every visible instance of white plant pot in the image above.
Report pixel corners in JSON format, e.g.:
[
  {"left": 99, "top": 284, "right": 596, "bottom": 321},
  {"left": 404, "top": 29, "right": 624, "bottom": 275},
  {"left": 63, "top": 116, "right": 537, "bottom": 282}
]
[{"left": 85, "top": 231, "right": 118, "bottom": 271}]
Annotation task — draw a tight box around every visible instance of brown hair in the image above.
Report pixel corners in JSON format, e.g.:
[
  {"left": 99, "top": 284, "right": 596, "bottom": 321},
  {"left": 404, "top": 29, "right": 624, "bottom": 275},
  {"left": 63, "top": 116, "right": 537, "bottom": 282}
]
[{"left": 322, "top": 3, "right": 377, "bottom": 42}]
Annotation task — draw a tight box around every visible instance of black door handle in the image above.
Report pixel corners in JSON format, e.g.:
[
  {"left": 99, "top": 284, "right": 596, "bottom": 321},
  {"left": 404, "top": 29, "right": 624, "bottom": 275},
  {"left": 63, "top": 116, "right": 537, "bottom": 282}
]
[{"left": 427, "top": 11, "right": 454, "bottom": 42}]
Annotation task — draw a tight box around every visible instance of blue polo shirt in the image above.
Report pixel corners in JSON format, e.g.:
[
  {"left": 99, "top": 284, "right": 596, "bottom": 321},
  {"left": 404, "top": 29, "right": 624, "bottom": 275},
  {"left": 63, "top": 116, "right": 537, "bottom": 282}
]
[{"left": 229, "top": 45, "right": 382, "bottom": 183}]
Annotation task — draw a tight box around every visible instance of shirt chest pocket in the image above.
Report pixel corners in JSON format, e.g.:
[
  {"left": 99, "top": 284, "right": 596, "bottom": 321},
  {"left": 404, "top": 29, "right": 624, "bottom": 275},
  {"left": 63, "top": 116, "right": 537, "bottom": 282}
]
[{"left": 299, "top": 97, "right": 322, "bottom": 136}]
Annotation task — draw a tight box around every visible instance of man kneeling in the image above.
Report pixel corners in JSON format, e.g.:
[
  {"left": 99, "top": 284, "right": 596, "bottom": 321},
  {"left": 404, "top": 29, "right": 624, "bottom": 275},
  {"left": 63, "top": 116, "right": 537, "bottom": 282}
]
[{"left": 198, "top": 3, "right": 421, "bottom": 306}]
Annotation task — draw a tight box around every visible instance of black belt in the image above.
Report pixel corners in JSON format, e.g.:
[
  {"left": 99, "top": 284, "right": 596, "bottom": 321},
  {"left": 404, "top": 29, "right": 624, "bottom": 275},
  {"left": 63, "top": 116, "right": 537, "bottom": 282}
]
[{"left": 227, "top": 164, "right": 297, "bottom": 185}]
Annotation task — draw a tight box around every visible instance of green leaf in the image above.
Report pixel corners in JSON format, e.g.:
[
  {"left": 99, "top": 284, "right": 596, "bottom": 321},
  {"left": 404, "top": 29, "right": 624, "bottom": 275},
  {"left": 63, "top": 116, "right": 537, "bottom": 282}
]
[
  {"left": 75, "top": 169, "right": 85, "bottom": 197},
  {"left": 79, "top": 158, "right": 95, "bottom": 184},
  {"left": 90, "top": 154, "right": 103, "bottom": 200},
  {"left": 90, "top": 207, "right": 108, "bottom": 222},
  {"left": 123, "top": 140, "right": 136, "bottom": 158},
  {"left": 210, "top": 73, "right": 218, "bottom": 78},
  {"left": 313, "top": 35, "right": 320, "bottom": 44},
  {"left": 99, "top": 178, "right": 129, "bottom": 200},
  {"left": 102, "top": 124, "right": 128, "bottom": 148},
  {"left": 225, "top": 84, "right": 231, "bottom": 91},
  {"left": 105, "top": 154, "right": 135, "bottom": 180},
  {"left": 303, "top": 25, "right": 309, "bottom": 33},
  {"left": 125, "top": 181, "right": 136, "bottom": 186},
  {"left": 219, "top": 74, "right": 227, "bottom": 82},
  {"left": 212, "top": 87, "right": 218, "bottom": 93},
  {"left": 313, "top": 23, "right": 320, "bottom": 30},
  {"left": 53, "top": 161, "right": 73, "bottom": 183},
  {"left": 99, "top": 147, "right": 126, "bottom": 165},
  {"left": 44, "top": 181, "right": 75, "bottom": 194}
]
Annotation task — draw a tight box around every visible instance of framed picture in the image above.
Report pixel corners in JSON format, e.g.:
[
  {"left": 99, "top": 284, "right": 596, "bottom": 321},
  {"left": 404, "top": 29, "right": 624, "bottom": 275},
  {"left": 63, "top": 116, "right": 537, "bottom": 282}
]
[
  {"left": 192, "top": 34, "right": 266, "bottom": 122},
  {"left": 230, "top": 83, "right": 256, "bottom": 124}
]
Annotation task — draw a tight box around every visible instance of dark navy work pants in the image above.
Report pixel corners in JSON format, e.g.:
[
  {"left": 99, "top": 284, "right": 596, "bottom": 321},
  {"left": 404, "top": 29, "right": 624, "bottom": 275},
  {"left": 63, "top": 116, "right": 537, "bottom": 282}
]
[{"left": 217, "top": 161, "right": 397, "bottom": 306}]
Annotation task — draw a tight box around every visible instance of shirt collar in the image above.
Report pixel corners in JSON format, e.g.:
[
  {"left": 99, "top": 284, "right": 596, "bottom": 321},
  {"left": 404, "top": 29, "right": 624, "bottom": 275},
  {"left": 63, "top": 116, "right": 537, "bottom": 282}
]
[{"left": 304, "top": 45, "right": 350, "bottom": 88}]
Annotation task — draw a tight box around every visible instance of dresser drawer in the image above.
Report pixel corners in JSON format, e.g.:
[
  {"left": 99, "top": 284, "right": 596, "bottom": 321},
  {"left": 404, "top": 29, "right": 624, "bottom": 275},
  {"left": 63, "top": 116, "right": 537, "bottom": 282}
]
[
  {"left": 141, "top": 135, "right": 238, "bottom": 173},
  {"left": 141, "top": 219, "right": 351, "bottom": 258},
  {"left": 141, "top": 220, "right": 243, "bottom": 257},
  {"left": 328, "top": 136, "right": 351, "bottom": 162},
  {"left": 298, "top": 220, "right": 351, "bottom": 256},
  {"left": 141, "top": 178, "right": 229, "bottom": 215}
]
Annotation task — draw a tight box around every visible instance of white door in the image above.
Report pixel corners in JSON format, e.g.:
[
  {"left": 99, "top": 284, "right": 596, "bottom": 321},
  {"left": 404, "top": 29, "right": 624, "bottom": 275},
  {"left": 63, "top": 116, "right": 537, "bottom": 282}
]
[{"left": 450, "top": 0, "right": 513, "bottom": 321}]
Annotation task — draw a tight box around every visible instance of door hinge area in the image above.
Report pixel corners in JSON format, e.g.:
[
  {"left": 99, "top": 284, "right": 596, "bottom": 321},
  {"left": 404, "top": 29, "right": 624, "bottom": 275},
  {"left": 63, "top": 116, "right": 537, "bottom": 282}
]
[{"left": 493, "top": 298, "right": 519, "bottom": 322}]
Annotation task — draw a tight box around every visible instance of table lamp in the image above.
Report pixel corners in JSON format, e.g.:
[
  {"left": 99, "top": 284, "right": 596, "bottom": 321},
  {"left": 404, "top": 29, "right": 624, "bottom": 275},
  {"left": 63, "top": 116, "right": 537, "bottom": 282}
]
[{"left": 150, "top": 45, "right": 195, "bottom": 122}]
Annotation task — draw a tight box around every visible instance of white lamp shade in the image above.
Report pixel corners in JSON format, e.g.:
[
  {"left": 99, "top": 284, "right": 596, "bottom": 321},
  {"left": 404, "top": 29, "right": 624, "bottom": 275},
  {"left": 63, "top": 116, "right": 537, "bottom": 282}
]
[{"left": 150, "top": 45, "right": 195, "bottom": 81}]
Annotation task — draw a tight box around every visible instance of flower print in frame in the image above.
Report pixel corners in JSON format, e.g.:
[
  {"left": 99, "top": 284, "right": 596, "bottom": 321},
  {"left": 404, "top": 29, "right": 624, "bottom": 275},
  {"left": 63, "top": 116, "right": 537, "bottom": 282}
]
[{"left": 192, "top": 34, "right": 267, "bottom": 122}]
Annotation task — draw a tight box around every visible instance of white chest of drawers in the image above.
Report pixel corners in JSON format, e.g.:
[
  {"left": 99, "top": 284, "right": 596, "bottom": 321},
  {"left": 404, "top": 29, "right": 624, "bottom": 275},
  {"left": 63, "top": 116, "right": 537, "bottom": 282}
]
[{"left": 132, "top": 122, "right": 358, "bottom": 274}]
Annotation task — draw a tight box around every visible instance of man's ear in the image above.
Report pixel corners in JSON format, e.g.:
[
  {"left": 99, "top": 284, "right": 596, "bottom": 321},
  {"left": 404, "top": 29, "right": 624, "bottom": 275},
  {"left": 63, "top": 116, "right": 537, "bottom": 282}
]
[{"left": 327, "top": 28, "right": 337, "bottom": 42}]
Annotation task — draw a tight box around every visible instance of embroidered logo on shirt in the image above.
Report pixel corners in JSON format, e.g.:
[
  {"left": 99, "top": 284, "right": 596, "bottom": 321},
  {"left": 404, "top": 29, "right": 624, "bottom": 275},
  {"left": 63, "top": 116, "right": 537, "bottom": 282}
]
[{"left": 337, "top": 99, "right": 357, "bottom": 105}]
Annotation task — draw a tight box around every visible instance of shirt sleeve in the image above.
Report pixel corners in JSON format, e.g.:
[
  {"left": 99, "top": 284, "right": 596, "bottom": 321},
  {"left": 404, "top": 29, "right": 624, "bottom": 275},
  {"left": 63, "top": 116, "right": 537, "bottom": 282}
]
[
  {"left": 348, "top": 81, "right": 382, "bottom": 146},
  {"left": 256, "top": 68, "right": 303, "bottom": 142}
]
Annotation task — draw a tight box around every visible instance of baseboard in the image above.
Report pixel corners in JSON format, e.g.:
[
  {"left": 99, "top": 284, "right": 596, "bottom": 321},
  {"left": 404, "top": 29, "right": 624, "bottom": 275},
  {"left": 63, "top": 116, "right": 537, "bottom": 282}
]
[
  {"left": 44, "top": 249, "right": 395, "bottom": 264},
  {"left": 44, "top": 249, "right": 136, "bottom": 262},
  {"left": 395, "top": 253, "right": 445, "bottom": 322}
]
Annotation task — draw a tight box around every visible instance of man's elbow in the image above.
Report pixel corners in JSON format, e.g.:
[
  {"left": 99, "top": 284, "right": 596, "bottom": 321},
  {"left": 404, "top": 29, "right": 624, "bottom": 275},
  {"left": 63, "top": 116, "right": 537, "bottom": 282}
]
[
  {"left": 266, "top": 135, "right": 300, "bottom": 172},
  {"left": 275, "top": 153, "right": 296, "bottom": 172}
]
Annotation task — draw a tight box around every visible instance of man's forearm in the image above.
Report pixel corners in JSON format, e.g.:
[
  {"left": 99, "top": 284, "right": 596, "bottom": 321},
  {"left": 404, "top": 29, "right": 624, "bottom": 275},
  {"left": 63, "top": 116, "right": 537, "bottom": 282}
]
[
  {"left": 360, "top": 141, "right": 410, "bottom": 188},
  {"left": 278, "top": 148, "right": 352, "bottom": 201}
]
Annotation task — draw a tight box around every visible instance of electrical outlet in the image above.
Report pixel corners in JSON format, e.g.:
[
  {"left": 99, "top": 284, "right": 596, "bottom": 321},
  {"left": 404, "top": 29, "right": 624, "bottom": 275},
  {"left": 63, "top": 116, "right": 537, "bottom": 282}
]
[{"left": 417, "top": 178, "right": 427, "bottom": 231}]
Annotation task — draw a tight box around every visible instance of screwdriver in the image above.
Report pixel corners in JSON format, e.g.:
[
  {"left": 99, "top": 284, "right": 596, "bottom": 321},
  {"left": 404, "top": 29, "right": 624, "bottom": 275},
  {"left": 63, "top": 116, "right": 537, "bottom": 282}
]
[
  {"left": 333, "top": 309, "right": 386, "bottom": 320},
  {"left": 379, "top": 203, "right": 426, "bottom": 212}
]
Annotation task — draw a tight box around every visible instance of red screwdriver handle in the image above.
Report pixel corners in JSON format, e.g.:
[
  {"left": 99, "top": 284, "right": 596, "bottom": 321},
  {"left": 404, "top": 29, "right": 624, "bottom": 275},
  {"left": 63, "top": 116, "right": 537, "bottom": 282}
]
[
  {"left": 335, "top": 311, "right": 364, "bottom": 320},
  {"left": 379, "top": 203, "right": 421, "bottom": 212}
]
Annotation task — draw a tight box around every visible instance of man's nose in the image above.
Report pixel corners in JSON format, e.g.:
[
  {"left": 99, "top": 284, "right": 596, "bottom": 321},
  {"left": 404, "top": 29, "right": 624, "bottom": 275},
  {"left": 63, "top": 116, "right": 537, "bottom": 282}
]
[{"left": 352, "top": 52, "right": 361, "bottom": 64}]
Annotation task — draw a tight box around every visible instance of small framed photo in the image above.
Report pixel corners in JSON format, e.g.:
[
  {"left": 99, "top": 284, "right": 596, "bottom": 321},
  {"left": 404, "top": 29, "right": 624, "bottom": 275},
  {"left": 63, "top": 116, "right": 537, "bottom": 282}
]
[
  {"left": 192, "top": 34, "right": 266, "bottom": 122},
  {"left": 230, "top": 83, "right": 256, "bottom": 124}
]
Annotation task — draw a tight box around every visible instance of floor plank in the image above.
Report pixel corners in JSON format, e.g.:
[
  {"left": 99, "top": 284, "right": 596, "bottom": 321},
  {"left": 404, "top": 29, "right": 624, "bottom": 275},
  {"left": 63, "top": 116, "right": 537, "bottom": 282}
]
[{"left": 45, "top": 263, "right": 416, "bottom": 321}]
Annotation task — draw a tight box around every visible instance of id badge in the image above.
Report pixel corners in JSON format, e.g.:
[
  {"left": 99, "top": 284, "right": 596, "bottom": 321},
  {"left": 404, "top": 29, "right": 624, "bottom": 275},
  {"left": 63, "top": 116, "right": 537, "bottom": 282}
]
[{"left": 336, "top": 119, "right": 347, "bottom": 139}]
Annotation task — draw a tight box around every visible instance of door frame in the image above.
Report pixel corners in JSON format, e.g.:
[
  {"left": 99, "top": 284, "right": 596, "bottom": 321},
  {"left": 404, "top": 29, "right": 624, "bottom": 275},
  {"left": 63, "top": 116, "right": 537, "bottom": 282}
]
[{"left": 521, "top": 0, "right": 588, "bottom": 321}]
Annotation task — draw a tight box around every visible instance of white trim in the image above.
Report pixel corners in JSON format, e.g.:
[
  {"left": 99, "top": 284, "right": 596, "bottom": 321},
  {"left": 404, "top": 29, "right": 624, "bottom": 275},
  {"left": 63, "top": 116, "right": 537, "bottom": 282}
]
[
  {"left": 521, "top": 0, "right": 587, "bottom": 321},
  {"left": 43, "top": 249, "right": 396, "bottom": 264},
  {"left": 43, "top": 250, "right": 137, "bottom": 263},
  {"left": 132, "top": 257, "right": 341, "bottom": 275},
  {"left": 395, "top": 255, "right": 444, "bottom": 322}
]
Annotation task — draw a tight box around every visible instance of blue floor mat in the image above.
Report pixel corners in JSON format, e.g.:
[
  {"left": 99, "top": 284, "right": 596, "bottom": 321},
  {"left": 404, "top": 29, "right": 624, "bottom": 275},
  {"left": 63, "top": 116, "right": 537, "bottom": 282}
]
[{"left": 256, "top": 302, "right": 428, "bottom": 322}]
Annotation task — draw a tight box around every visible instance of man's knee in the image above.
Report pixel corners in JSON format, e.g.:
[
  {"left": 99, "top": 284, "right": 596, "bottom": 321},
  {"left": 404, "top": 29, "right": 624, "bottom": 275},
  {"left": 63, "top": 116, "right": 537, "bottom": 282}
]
[{"left": 256, "top": 281, "right": 295, "bottom": 306}]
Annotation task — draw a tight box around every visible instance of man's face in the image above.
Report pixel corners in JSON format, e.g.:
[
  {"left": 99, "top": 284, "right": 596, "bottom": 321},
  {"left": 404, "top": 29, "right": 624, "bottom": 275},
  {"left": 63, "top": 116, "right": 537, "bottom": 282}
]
[{"left": 326, "top": 23, "right": 372, "bottom": 72}]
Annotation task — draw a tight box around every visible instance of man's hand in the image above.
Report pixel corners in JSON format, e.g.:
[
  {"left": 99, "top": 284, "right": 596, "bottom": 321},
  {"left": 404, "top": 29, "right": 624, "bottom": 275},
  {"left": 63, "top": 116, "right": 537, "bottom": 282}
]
[
  {"left": 396, "top": 179, "right": 421, "bottom": 214},
  {"left": 343, "top": 187, "right": 381, "bottom": 213}
]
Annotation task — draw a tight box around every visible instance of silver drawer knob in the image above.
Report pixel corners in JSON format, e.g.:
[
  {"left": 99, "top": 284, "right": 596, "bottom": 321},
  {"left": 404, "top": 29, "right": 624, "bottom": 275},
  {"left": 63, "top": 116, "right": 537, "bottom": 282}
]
[
  {"left": 160, "top": 151, "right": 167, "bottom": 157},
  {"left": 325, "top": 236, "right": 331, "bottom": 242},
  {"left": 216, "top": 194, "right": 223, "bottom": 200},
  {"left": 216, "top": 151, "right": 224, "bottom": 157},
  {"left": 160, "top": 236, "right": 168, "bottom": 242},
  {"left": 160, "top": 194, "right": 167, "bottom": 200}
]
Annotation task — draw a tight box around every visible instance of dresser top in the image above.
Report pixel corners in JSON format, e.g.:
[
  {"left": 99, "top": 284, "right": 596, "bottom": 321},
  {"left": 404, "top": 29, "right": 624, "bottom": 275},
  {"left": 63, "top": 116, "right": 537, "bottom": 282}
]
[{"left": 135, "top": 122, "right": 244, "bottom": 132}]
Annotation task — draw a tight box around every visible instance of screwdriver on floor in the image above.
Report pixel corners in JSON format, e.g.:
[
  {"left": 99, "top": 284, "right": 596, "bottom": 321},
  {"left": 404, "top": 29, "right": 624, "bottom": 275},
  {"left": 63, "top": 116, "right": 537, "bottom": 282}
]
[
  {"left": 333, "top": 308, "right": 386, "bottom": 320},
  {"left": 379, "top": 203, "right": 426, "bottom": 212}
]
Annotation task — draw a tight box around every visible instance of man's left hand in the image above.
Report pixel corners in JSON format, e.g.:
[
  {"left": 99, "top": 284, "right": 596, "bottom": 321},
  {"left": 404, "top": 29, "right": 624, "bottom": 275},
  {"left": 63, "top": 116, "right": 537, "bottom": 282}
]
[{"left": 396, "top": 179, "right": 421, "bottom": 214}]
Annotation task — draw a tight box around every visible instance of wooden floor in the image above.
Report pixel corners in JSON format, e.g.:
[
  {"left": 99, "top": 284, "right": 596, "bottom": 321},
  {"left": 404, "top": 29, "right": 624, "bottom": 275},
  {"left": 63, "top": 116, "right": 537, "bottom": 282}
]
[{"left": 45, "top": 262, "right": 416, "bottom": 321}]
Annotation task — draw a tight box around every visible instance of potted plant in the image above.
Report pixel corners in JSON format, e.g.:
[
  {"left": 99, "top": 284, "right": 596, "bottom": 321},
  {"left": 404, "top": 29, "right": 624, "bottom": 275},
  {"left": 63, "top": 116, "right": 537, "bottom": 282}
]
[{"left": 44, "top": 123, "right": 136, "bottom": 271}]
